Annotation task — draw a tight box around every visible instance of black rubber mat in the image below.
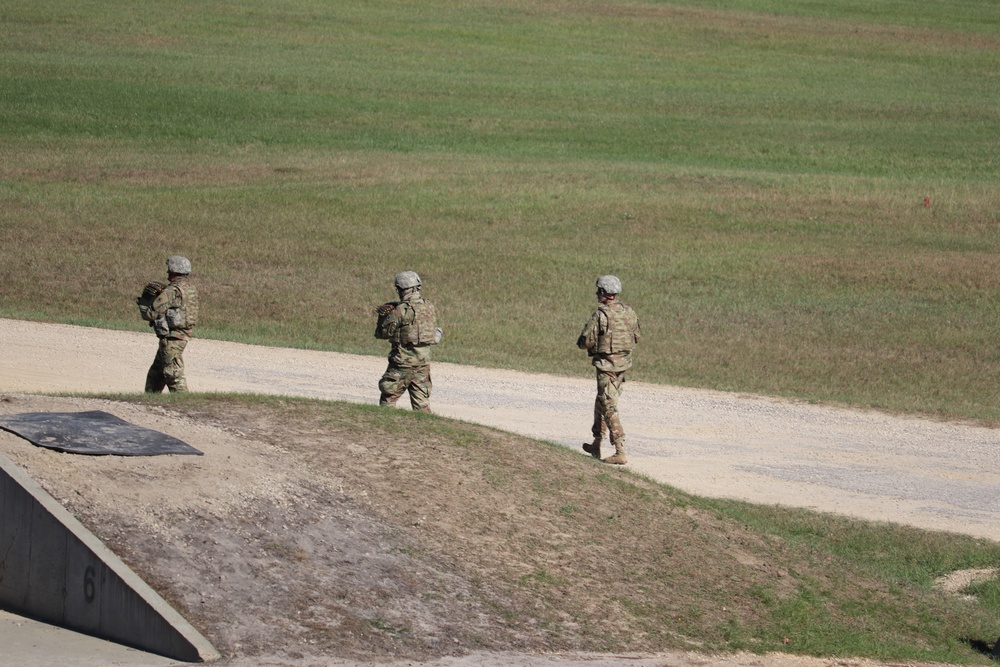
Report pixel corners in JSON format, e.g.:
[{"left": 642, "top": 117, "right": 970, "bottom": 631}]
[{"left": 0, "top": 411, "right": 203, "bottom": 456}]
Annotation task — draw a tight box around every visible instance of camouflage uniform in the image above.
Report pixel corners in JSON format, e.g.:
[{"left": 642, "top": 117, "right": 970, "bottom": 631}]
[
  {"left": 577, "top": 296, "right": 640, "bottom": 463},
  {"left": 376, "top": 289, "right": 439, "bottom": 412},
  {"left": 145, "top": 274, "right": 198, "bottom": 393}
]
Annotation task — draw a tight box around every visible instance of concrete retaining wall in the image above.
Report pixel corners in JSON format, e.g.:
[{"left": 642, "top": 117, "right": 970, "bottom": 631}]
[{"left": 0, "top": 453, "right": 219, "bottom": 663}]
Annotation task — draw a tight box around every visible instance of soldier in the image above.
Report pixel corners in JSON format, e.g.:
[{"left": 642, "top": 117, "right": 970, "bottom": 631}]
[
  {"left": 374, "top": 271, "right": 442, "bottom": 412},
  {"left": 139, "top": 255, "right": 199, "bottom": 393},
  {"left": 577, "top": 275, "right": 641, "bottom": 465}
]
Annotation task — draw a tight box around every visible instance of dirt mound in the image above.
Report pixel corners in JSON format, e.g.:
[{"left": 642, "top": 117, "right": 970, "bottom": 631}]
[{"left": 3, "top": 393, "right": 993, "bottom": 667}]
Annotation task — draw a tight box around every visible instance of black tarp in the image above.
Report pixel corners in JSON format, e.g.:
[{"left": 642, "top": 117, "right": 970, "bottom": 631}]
[{"left": 0, "top": 410, "right": 203, "bottom": 456}]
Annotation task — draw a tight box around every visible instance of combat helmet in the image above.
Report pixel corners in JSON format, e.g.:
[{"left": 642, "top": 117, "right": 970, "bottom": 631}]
[
  {"left": 394, "top": 271, "right": 422, "bottom": 290},
  {"left": 596, "top": 274, "right": 622, "bottom": 296},
  {"left": 166, "top": 255, "right": 192, "bottom": 275}
]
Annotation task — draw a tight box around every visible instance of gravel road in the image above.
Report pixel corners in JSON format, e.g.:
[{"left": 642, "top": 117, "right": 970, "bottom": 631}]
[{"left": 3, "top": 317, "right": 998, "bottom": 543}]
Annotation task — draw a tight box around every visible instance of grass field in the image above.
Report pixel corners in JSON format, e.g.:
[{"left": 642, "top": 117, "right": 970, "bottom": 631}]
[
  {"left": 1, "top": 0, "right": 998, "bottom": 421},
  {"left": 2, "top": 1, "right": 1000, "bottom": 660}
]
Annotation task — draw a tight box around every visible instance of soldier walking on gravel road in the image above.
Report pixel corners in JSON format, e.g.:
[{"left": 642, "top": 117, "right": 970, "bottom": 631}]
[
  {"left": 577, "top": 275, "right": 641, "bottom": 465},
  {"left": 138, "top": 255, "right": 199, "bottom": 393},
  {"left": 374, "top": 271, "right": 442, "bottom": 412}
]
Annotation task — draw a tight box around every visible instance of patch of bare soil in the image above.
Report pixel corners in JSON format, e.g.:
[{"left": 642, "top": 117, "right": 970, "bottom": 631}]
[{"left": 2, "top": 393, "right": 993, "bottom": 667}]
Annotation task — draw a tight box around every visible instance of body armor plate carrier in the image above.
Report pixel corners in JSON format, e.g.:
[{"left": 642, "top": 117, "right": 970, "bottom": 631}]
[{"left": 595, "top": 301, "right": 638, "bottom": 354}]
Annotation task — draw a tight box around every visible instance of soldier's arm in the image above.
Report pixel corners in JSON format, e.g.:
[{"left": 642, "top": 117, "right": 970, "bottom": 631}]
[
  {"left": 577, "top": 311, "right": 602, "bottom": 350},
  {"left": 149, "top": 285, "right": 179, "bottom": 318}
]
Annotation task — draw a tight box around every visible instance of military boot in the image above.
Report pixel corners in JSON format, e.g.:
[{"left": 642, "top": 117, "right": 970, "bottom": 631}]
[
  {"left": 602, "top": 441, "right": 627, "bottom": 465},
  {"left": 581, "top": 438, "right": 601, "bottom": 459}
]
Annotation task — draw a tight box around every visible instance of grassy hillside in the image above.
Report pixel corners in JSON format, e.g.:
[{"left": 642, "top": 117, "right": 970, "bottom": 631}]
[
  {"left": 1, "top": 0, "right": 999, "bottom": 420},
  {"left": 18, "top": 393, "right": 993, "bottom": 664}
]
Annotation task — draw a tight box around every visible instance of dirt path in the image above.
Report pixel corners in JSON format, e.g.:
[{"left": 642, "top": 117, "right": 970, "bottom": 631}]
[{"left": 2, "top": 317, "right": 999, "bottom": 543}]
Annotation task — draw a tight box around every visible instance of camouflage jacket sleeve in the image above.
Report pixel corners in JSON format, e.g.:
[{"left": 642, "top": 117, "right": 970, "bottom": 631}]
[{"left": 576, "top": 309, "right": 605, "bottom": 352}]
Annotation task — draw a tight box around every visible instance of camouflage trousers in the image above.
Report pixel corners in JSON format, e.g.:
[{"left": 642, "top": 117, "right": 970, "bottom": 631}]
[
  {"left": 145, "top": 337, "right": 188, "bottom": 393},
  {"left": 379, "top": 362, "right": 432, "bottom": 412},
  {"left": 592, "top": 369, "right": 626, "bottom": 445}
]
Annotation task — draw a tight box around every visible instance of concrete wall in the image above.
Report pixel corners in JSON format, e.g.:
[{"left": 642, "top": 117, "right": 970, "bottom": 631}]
[{"left": 0, "top": 453, "right": 219, "bottom": 663}]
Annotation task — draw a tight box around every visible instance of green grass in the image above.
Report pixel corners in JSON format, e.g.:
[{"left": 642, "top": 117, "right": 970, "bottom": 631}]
[{"left": 1, "top": 0, "right": 999, "bottom": 421}]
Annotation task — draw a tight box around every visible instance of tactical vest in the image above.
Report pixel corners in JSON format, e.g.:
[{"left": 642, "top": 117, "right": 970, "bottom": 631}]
[
  {"left": 595, "top": 301, "right": 638, "bottom": 354},
  {"left": 167, "top": 279, "right": 199, "bottom": 330},
  {"left": 392, "top": 298, "right": 437, "bottom": 346}
]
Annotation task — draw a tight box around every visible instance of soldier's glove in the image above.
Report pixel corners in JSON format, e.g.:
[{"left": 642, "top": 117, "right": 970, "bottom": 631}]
[{"left": 374, "top": 302, "right": 397, "bottom": 317}]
